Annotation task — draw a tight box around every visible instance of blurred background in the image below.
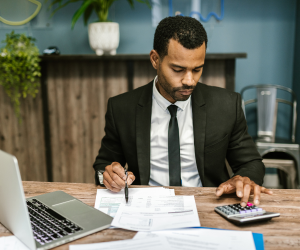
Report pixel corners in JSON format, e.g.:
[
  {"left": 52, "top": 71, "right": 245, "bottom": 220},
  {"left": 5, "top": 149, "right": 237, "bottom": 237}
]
[{"left": 0, "top": 0, "right": 300, "bottom": 188}]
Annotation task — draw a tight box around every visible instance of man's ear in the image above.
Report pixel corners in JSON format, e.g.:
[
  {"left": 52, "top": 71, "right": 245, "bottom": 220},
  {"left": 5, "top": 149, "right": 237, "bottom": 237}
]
[{"left": 149, "top": 50, "right": 160, "bottom": 70}]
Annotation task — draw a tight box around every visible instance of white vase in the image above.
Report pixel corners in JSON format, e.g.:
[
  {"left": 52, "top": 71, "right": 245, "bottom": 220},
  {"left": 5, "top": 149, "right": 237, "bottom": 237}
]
[{"left": 88, "top": 22, "right": 120, "bottom": 56}]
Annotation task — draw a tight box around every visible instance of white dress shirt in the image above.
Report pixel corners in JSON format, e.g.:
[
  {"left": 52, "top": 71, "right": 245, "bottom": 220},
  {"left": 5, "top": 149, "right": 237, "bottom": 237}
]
[{"left": 149, "top": 76, "right": 202, "bottom": 187}]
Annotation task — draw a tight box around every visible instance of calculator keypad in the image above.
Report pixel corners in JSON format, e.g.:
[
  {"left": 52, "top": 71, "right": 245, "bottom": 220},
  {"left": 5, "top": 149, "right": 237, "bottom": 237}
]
[
  {"left": 215, "top": 202, "right": 264, "bottom": 216},
  {"left": 215, "top": 202, "right": 280, "bottom": 224}
]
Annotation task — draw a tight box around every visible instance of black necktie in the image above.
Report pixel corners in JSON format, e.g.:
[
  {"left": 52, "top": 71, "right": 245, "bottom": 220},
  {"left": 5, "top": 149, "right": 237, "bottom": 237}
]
[{"left": 168, "top": 105, "right": 181, "bottom": 186}]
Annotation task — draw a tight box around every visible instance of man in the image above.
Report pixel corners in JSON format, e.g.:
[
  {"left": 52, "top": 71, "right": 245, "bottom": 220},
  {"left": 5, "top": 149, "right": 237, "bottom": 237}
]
[{"left": 93, "top": 16, "right": 272, "bottom": 207}]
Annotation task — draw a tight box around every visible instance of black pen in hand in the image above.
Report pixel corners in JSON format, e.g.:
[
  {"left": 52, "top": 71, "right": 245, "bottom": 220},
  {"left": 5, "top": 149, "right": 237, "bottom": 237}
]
[{"left": 125, "top": 167, "right": 129, "bottom": 203}]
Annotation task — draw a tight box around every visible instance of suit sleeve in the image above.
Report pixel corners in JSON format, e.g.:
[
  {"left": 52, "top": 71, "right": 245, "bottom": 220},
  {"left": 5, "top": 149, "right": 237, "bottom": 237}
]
[
  {"left": 226, "top": 93, "right": 265, "bottom": 186},
  {"left": 93, "top": 98, "right": 126, "bottom": 185}
]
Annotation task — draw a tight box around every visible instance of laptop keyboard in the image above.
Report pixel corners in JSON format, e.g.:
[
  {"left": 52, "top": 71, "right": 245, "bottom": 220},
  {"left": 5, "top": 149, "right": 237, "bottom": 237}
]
[{"left": 26, "top": 199, "right": 82, "bottom": 245}]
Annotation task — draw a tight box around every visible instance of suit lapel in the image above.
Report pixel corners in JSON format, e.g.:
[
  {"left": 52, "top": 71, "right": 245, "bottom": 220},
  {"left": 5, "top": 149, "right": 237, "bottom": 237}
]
[
  {"left": 192, "top": 84, "right": 207, "bottom": 186},
  {"left": 136, "top": 82, "right": 153, "bottom": 185}
]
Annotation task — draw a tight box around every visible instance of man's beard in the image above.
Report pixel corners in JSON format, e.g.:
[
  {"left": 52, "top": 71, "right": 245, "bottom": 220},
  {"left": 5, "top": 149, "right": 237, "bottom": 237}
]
[{"left": 157, "top": 74, "right": 196, "bottom": 102}]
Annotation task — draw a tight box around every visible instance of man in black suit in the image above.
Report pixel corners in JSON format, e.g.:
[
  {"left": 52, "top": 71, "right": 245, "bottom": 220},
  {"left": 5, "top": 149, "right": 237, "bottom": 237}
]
[{"left": 93, "top": 16, "right": 272, "bottom": 207}]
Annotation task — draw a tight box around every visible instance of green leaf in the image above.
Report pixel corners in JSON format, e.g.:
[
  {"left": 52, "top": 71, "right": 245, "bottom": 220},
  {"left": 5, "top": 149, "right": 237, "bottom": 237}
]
[
  {"left": 48, "top": 0, "right": 82, "bottom": 17},
  {"left": 126, "top": 0, "right": 134, "bottom": 8},
  {"left": 71, "top": 0, "right": 94, "bottom": 28},
  {"left": 83, "top": 4, "right": 94, "bottom": 25}
]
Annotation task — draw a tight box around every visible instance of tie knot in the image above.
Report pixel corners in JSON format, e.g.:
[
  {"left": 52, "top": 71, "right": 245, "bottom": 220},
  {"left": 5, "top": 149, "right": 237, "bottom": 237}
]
[{"left": 168, "top": 105, "right": 178, "bottom": 117}]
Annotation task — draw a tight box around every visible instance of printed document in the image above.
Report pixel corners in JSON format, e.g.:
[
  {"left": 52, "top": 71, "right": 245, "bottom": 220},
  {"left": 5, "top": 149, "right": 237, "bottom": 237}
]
[
  {"left": 111, "top": 195, "right": 200, "bottom": 231},
  {"left": 69, "top": 235, "right": 172, "bottom": 250},
  {"left": 134, "top": 228, "right": 256, "bottom": 250},
  {"left": 94, "top": 187, "right": 175, "bottom": 217},
  {"left": 0, "top": 236, "right": 30, "bottom": 250}
]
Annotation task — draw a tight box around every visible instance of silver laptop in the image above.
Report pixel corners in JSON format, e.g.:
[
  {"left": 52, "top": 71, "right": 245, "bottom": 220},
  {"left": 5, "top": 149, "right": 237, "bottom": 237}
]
[{"left": 0, "top": 150, "right": 113, "bottom": 250}]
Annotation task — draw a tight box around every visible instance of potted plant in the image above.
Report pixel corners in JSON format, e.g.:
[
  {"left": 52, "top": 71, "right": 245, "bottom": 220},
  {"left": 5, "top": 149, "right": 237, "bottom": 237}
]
[
  {"left": 0, "top": 31, "right": 41, "bottom": 121},
  {"left": 48, "top": 0, "right": 151, "bottom": 55}
]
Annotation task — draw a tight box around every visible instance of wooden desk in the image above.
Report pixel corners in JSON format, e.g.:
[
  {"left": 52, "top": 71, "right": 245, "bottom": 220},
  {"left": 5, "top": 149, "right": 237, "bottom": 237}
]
[{"left": 1, "top": 182, "right": 299, "bottom": 250}]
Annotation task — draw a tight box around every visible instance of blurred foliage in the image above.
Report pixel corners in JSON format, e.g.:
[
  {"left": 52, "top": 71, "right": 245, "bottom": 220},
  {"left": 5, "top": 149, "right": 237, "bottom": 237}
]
[
  {"left": 0, "top": 31, "right": 41, "bottom": 122},
  {"left": 46, "top": 0, "right": 151, "bottom": 28}
]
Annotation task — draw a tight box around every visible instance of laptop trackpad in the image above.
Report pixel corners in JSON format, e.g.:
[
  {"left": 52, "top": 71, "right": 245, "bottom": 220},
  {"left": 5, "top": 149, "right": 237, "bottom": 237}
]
[{"left": 53, "top": 200, "right": 93, "bottom": 217}]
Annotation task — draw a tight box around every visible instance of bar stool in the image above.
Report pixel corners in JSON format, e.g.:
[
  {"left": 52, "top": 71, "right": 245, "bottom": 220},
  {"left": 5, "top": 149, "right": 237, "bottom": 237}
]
[
  {"left": 262, "top": 159, "right": 296, "bottom": 189},
  {"left": 241, "top": 84, "right": 300, "bottom": 188}
]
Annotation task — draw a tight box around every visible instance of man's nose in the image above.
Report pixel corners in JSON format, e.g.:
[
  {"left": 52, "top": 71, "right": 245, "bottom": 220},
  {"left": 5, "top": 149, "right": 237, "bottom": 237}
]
[{"left": 182, "top": 71, "right": 195, "bottom": 86}]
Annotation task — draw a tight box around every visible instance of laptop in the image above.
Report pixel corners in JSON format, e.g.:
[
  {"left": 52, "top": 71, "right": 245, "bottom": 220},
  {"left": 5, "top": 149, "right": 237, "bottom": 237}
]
[{"left": 0, "top": 150, "right": 113, "bottom": 250}]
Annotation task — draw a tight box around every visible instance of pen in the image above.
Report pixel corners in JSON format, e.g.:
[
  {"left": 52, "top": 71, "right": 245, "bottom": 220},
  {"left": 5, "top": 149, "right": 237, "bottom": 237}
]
[{"left": 125, "top": 167, "right": 129, "bottom": 203}]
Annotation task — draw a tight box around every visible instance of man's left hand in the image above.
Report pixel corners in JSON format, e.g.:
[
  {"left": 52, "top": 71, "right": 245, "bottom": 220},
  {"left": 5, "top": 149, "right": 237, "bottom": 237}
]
[{"left": 215, "top": 175, "right": 273, "bottom": 207}]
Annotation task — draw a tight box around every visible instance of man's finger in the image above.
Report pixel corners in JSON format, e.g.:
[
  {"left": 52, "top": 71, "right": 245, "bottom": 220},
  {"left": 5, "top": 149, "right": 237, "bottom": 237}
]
[
  {"left": 111, "top": 162, "right": 127, "bottom": 180},
  {"left": 240, "top": 183, "right": 251, "bottom": 207},
  {"left": 127, "top": 172, "right": 135, "bottom": 185},
  {"left": 104, "top": 171, "right": 124, "bottom": 189},
  {"left": 261, "top": 186, "right": 273, "bottom": 195},
  {"left": 235, "top": 179, "right": 244, "bottom": 198},
  {"left": 216, "top": 186, "right": 224, "bottom": 197},
  {"left": 103, "top": 179, "right": 121, "bottom": 193},
  {"left": 253, "top": 184, "right": 261, "bottom": 205}
]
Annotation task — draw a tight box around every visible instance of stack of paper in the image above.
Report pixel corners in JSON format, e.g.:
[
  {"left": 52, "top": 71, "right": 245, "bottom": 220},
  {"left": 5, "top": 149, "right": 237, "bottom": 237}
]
[
  {"left": 94, "top": 187, "right": 175, "bottom": 217},
  {"left": 134, "top": 229, "right": 256, "bottom": 250},
  {"left": 94, "top": 187, "right": 200, "bottom": 231},
  {"left": 0, "top": 236, "right": 30, "bottom": 250},
  {"left": 69, "top": 228, "right": 256, "bottom": 250},
  {"left": 80, "top": 187, "right": 257, "bottom": 250},
  {"left": 111, "top": 195, "right": 200, "bottom": 231}
]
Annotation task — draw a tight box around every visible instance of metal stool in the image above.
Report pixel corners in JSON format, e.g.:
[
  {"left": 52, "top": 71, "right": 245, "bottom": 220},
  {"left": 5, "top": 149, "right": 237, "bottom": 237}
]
[
  {"left": 241, "top": 84, "right": 300, "bottom": 188},
  {"left": 262, "top": 159, "right": 297, "bottom": 189}
]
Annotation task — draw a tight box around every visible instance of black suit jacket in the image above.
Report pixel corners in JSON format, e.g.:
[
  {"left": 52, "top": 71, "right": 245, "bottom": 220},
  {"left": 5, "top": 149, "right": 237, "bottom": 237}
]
[{"left": 93, "top": 81, "right": 265, "bottom": 187}]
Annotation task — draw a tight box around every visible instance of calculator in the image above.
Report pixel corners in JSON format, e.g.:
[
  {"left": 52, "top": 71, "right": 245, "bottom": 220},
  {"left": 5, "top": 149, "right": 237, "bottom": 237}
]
[{"left": 215, "top": 202, "right": 280, "bottom": 225}]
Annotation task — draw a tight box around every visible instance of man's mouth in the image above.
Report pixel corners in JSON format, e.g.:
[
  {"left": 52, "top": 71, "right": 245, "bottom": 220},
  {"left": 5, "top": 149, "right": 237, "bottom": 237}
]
[{"left": 179, "top": 90, "right": 193, "bottom": 95}]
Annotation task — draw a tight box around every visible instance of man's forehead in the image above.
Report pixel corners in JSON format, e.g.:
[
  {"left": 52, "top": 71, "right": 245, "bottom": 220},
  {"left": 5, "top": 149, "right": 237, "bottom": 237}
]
[{"left": 165, "top": 39, "right": 206, "bottom": 66}]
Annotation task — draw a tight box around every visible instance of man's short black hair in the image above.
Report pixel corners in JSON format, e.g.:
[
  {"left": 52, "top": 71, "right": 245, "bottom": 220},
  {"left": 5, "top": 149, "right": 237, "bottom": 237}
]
[{"left": 153, "top": 16, "right": 208, "bottom": 59}]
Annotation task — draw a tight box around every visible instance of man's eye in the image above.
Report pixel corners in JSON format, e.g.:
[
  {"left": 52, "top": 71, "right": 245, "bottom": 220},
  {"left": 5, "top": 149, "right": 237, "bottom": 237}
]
[
  {"left": 173, "top": 69, "right": 183, "bottom": 72},
  {"left": 193, "top": 69, "right": 200, "bottom": 72}
]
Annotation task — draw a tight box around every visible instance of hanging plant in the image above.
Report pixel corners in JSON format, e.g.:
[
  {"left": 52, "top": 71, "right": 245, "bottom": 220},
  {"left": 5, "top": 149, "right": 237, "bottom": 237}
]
[{"left": 0, "top": 31, "right": 41, "bottom": 121}]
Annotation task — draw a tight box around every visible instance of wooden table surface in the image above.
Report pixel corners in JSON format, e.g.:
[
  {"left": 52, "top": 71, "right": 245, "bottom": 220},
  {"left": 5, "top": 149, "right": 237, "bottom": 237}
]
[{"left": 0, "top": 181, "right": 299, "bottom": 250}]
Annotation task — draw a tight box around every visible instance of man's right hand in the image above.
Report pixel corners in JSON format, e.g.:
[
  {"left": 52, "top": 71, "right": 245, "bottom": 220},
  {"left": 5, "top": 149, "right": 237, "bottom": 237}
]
[{"left": 103, "top": 162, "right": 135, "bottom": 192}]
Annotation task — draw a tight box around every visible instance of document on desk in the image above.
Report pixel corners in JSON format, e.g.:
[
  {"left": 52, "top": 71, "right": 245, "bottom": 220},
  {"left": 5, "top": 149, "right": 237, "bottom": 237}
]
[
  {"left": 69, "top": 235, "right": 172, "bottom": 250},
  {"left": 111, "top": 195, "right": 200, "bottom": 231},
  {"left": 0, "top": 236, "right": 30, "bottom": 250},
  {"left": 134, "top": 228, "right": 256, "bottom": 250},
  {"left": 94, "top": 187, "right": 175, "bottom": 217}
]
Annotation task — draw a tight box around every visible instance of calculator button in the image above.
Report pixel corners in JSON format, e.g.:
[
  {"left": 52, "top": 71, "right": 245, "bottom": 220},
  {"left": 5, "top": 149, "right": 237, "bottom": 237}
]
[{"left": 247, "top": 202, "right": 253, "bottom": 206}]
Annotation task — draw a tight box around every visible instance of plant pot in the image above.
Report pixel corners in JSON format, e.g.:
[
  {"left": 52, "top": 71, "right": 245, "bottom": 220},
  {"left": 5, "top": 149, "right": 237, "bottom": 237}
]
[{"left": 88, "top": 22, "right": 119, "bottom": 56}]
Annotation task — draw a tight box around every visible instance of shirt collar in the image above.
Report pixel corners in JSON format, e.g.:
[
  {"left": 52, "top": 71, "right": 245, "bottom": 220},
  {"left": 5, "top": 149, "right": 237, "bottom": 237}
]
[{"left": 152, "top": 75, "right": 191, "bottom": 112}]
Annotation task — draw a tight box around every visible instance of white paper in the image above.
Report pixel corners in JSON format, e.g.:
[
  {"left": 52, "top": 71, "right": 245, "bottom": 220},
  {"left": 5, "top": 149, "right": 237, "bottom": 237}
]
[
  {"left": 134, "top": 228, "right": 256, "bottom": 250},
  {"left": 111, "top": 195, "right": 200, "bottom": 231},
  {"left": 94, "top": 187, "right": 175, "bottom": 217},
  {"left": 0, "top": 236, "right": 30, "bottom": 250},
  {"left": 69, "top": 235, "right": 172, "bottom": 250}
]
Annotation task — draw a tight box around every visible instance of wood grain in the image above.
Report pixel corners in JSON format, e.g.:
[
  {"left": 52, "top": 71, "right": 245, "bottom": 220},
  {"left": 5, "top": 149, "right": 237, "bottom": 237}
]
[
  {"left": 201, "top": 59, "right": 226, "bottom": 89},
  {"left": 133, "top": 60, "right": 156, "bottom": 89},
  {"left": 46, "top": 60, "right": 128, "bottom": 183},
  {"left": 0, "top": 86, "right": 47, "bottom": 182},
  {"left": 0, "top": 182, "right": 298, "bottom": 250}
]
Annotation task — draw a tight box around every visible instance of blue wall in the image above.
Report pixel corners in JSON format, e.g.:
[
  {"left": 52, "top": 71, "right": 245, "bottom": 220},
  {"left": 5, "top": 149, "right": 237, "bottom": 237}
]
[{"left": 0, "top": 0, "right": 298, "bottom": 139}]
